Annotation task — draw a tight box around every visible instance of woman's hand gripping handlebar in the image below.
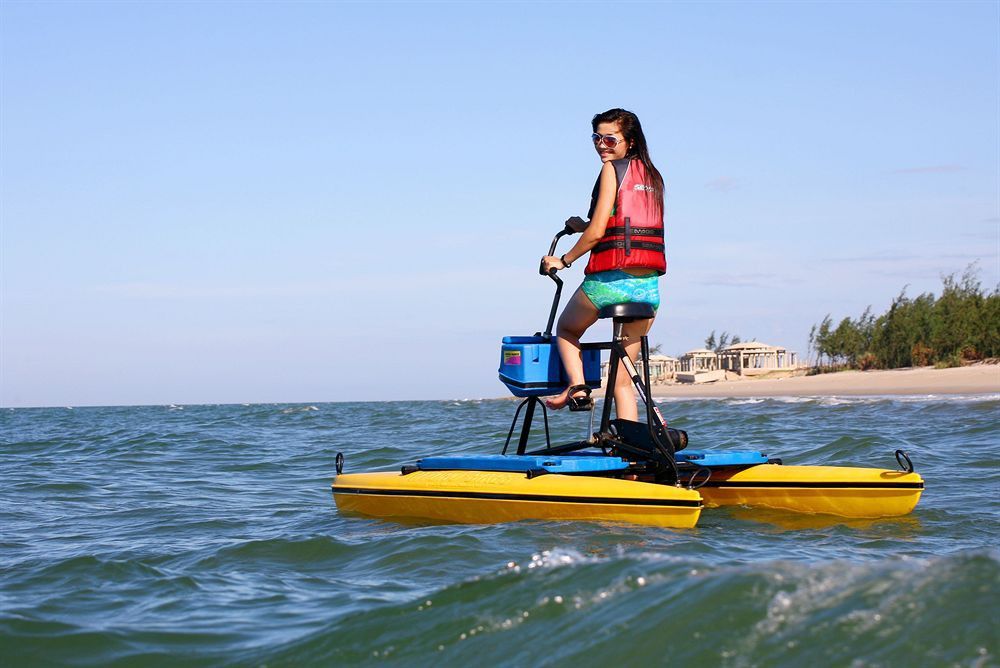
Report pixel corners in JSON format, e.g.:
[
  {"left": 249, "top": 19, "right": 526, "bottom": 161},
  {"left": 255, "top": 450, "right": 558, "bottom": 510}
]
[{"left": 539, "top": 224, "right": 577, "bottom": 276}]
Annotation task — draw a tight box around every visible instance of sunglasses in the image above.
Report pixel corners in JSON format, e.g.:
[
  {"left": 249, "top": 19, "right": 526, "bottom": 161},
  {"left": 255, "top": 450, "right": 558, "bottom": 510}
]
[{"left": 592, "top": 133, "right": 625, "bottom": 149}]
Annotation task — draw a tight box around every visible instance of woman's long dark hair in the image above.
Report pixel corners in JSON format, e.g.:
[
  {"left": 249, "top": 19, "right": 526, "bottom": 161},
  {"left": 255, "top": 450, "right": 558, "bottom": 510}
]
[{"left": 592, "top": 108, "right": 664, "bottom": 221}]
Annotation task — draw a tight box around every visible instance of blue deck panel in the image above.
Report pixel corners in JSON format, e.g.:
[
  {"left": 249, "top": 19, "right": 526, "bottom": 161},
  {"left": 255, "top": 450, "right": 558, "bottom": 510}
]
[
  {"left": 675, "top": 450, "right": 768, "bottom": 466},
  {"left": 417, "top": 455, "right": 630, "bottom": 474},
  {"left": 416, "top": 451, "right": 768, "bottom": 474}
]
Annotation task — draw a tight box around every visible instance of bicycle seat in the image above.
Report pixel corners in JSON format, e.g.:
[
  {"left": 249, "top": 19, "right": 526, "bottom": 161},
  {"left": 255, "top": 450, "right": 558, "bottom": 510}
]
[{"left": 597, "top": 303, "right": 656, "bottom": 322}]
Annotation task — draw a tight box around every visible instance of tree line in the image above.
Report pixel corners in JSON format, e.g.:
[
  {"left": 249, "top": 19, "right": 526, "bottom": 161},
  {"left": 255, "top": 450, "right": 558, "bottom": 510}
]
[
  {"left": 809, "top": 265, "right": 1000, "bottom": 369},
  {"left": 704, "top": 331, "right": 743, "bottom": 352}
]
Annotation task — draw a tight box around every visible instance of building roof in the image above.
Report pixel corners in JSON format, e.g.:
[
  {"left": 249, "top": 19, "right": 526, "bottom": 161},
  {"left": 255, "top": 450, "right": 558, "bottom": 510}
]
[
  {"left": 682, "top": 348, "right": 718, "bottom": 357},
  {"left": 720, "top": 341, "right": 785, "bottom": 352}
]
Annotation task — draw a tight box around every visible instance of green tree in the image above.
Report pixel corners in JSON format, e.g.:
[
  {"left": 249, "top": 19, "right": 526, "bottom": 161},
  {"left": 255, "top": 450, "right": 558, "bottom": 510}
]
[
  {"left": 931, "top": 266, "right": 984, "bottom": 362},
  {"left": 983, "top": 290, "right": 1000, "bottom": 358},
  {"left": 812, "top": 315, "right": 834, "bottom": 366},
  {"left": 811, "top": 264, "right": 998, "bottom": 370}
]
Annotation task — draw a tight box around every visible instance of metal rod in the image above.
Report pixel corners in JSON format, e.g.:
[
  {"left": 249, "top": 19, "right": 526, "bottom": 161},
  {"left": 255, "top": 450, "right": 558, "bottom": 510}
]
[
  {"left": 540, "top": 228, "right": 573, "bottom": 339},
  {"left": 598, "top": 321, "right": 624, "bottom": 433},
  {"left": 543, "top": 271, "right": 563, "bottom": 338},
  {"left": 639, "top": 335, "right": 677, "bottom": 457},
  {"left": 641, "top": 335, "right": 656, "bottom": 435},
  {"left": 588, "top": 398, "right": 596, "bottom": 442},
  {"left": 619, "top": 340, "right": 670, "bottom": 434},
  {"left": 516, "top": 396, "right": 538, "bottom": 455},
  {"left": 540, "top": 399, "right": 552, "bottom": 451},
  {"left": 502, "top": 397, "right": 531, "bottom": 455}
]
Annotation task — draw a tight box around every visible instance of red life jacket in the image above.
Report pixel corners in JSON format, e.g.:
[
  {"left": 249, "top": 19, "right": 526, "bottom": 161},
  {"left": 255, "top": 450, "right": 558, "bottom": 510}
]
[{"left": 585, "top": 158, "right": 666, "bottom": 275}]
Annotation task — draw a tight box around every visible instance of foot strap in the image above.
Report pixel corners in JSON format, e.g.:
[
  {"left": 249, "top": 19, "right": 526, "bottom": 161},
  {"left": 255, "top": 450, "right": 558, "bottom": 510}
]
[{"left": 567, "top": 384, "right": 594, "bottom": 412}]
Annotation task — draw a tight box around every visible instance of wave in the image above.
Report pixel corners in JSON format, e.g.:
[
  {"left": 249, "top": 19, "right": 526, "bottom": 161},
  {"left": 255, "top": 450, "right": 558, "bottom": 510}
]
[
  {"left": 280, "top": 405, "right": 320, "bottom": 414},
  {"left": 234, "top": 549, "right": 998, "bottom": 667}
]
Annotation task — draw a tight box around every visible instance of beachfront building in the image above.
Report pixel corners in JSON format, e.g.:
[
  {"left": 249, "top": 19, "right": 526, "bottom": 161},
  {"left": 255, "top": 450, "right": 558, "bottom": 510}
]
[
  {"left": 678, "top": 349, "right": 719, "bottom": 373},
  {"left": 676, "top": 348, "right": 724, "bottom": 383},
  {"left": 717, "top": 341, "right": 799, "bottom": 376},
  {"left": 597, "top": 343, "right": 800, "bottom": 386},
  {"left": 600, "top": 354, "right": 678, "bottom": 384},
  {"left": 647, "top": 354, "right": 679, "bottom": 383}
]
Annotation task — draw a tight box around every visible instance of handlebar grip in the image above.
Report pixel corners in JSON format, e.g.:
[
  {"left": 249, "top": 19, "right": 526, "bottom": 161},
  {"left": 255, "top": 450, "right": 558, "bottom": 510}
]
[
  {"left": 538, "top": 258, "right": 559, "bottom": 276},
  {"left": 563, "top": 224, "right": 576, "bottom": 235}
]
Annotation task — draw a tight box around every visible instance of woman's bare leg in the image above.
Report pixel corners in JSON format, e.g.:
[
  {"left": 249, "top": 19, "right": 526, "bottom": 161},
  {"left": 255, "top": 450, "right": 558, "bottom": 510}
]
[
  {"left": 613, "top": 317, "right": 655, "bottom": 421},
  {"left": 546, "top": 289, "right": 599, "bottom": 410}
]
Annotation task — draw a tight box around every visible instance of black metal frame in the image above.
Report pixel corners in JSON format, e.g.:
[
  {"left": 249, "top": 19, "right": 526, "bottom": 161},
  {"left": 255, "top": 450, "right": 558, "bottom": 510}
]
[
  {"left": 494, "top": 228, "right": 920, "bottom": 489},
  {"left": 501, "top": 227, "right": 681, "bottom": 482}
]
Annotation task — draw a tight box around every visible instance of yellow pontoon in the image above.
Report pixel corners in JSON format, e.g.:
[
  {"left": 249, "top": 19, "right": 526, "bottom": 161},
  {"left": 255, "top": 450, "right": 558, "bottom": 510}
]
[
  {"left": 334, "top": 466, "right": 702, "bottom": 529},
  {"left": 691, "top": 463, "right": 924, "bottom": 518}
]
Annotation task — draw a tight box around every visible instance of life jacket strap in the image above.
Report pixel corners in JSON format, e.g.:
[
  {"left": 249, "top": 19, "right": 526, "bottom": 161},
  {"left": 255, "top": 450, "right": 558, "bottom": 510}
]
[
  {"left": 592, "top": 239, "right": 665, "bottom": 254},
  {"left": 602, "top": 225, "right": 664, "bottom": 239}
]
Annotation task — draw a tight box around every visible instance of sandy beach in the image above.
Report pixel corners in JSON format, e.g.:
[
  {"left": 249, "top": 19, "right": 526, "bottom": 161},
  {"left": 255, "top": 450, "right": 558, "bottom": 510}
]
[{"left": 639, "top": 364, "right": 999, "bottom": 398}]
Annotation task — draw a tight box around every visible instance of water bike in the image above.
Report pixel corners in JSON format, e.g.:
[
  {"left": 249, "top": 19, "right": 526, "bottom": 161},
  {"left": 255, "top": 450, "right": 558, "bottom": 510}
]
[{"left": 332, "top": 228, "right": 924, "bottom": 528}]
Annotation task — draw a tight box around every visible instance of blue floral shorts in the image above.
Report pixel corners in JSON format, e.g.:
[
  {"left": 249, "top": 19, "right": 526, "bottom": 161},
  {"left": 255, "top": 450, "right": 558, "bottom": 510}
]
[{"left": 580, "top": 270, "right": 660, "bottom": 311}]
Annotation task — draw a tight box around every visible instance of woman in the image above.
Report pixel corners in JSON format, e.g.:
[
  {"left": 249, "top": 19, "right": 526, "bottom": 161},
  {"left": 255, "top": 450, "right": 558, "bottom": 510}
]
[{"left": 540, "top": 108, "right": 666, "bottom": 420}]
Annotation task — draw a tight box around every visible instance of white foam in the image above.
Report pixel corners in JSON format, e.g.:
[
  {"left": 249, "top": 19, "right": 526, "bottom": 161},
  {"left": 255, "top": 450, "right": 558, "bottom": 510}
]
[{"left": 280, "top": 405, "right": 319, "bottom": 414}]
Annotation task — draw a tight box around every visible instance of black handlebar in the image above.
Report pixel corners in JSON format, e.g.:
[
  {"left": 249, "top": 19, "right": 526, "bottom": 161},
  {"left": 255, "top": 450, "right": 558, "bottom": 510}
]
[
  {"left": 540, "top": 226, "right": 575, "bottom": 337},
  {"left": 540, "top": 226, "right": 576, "bottom": 275}
]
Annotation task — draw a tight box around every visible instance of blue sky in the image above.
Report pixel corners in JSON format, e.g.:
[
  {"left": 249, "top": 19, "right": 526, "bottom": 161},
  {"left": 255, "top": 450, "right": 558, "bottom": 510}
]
[{"left": 2, "top": 1, "right": 997, "bottom": 407}]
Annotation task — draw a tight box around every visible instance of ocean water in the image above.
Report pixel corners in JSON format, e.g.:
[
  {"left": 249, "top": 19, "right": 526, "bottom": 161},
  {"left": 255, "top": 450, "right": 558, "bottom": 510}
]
[{"left": 2, "top": 395, "right": 998, "bottom": 667}]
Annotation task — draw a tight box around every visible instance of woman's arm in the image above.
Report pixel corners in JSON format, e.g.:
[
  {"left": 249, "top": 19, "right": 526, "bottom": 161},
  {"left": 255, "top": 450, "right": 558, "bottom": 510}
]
[{"left": 543, "top": 161, "right": 617, "bottom": 271}]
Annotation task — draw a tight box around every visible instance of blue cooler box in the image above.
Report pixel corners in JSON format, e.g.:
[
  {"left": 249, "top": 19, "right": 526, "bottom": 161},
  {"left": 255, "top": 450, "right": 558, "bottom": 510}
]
[{"left": 498, "top": 335, "right": 601, "bottom": 397}]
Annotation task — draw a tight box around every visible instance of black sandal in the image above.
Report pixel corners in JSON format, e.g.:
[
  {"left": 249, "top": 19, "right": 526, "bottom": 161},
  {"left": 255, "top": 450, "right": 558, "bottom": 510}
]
[{"left": 566, "top": 384, "right": 595, "bottom": 412}]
